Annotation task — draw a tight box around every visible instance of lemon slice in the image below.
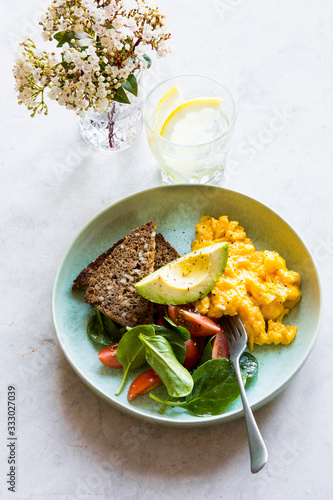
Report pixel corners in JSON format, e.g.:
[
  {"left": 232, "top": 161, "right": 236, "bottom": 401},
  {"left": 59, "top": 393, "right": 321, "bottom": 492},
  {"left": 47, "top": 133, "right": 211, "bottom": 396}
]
[
  {"left": 154, "top": 85, "right": 185, "bottom": 134},
  {"left": 160, "top": 98, "right": 223, "bottom": 145}
]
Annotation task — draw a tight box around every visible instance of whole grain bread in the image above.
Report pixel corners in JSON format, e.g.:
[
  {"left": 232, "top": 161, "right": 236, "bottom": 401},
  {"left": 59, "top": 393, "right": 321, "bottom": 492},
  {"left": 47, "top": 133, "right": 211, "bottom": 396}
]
[
  {"left": 84, "top": 221, "right": 156, "bottom": 327},
  {"left": 72, "top": 233, "right": 180, "bottom": 292},
  {"left": 154, "top": 233, "right": 180, "bottom": 269},
  {"left": 72, "top": 238, "right": 125, "bottom": 292}
]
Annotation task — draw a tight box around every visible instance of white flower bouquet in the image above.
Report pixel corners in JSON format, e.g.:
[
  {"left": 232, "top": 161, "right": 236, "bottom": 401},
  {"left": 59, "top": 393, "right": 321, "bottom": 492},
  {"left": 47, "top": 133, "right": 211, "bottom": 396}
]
[{"left": 13, "top": 0, "right": 172, "bottom": 118}]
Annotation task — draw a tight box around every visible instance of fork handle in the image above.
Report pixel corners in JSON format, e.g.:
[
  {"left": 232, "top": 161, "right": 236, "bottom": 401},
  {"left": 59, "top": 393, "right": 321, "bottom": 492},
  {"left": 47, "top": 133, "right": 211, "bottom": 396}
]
[{"left": 234, "top": 361, "right": 268, "bottom": 473}]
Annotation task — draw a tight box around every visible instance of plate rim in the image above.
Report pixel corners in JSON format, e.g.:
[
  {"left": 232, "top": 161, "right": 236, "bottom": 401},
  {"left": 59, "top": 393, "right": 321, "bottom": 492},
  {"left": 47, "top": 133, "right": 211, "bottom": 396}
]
[{"left": 52, "top": 185, "right": 322, "bottom": 427}]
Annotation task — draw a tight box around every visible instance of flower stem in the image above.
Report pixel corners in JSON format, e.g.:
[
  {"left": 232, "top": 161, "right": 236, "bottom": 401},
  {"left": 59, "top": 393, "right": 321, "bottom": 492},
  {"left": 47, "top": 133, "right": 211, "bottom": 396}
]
[{"left": 108, "top": 103, "right": 116, "bottom": 149}]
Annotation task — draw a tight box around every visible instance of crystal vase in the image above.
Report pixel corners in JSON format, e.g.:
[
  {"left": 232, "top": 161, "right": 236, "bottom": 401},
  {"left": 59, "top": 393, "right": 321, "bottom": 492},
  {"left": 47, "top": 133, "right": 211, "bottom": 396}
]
[{"left": 79, "top": 93, "right": 143, "bottom": 152}]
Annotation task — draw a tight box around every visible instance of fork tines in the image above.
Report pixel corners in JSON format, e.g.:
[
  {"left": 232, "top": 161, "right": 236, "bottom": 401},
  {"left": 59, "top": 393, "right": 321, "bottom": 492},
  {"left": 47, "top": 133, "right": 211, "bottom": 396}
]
[{"left": 221, "top": 315, "right": 248, "bottom": 342}]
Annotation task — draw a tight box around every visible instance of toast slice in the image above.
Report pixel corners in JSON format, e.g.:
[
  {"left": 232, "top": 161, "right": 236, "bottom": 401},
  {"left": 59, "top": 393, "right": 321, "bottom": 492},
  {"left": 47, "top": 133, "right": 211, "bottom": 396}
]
[
  {"left": 85, "top": 221, "right": 156, "bottom": 327},
  {"left": 72, "top": 238, "right": 125, "bottom": 292},
  {"left": 73, "top": 233, "right": 180, "bottom": 292},
  {"left": 154, "top": 233, "right": 180, "bottom": 269}
]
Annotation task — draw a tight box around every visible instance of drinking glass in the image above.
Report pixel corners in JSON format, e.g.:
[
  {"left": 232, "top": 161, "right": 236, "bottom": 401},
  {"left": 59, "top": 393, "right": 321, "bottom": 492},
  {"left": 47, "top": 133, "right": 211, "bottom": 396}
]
[{"left": 143, "top": 74, "right": 237, "bottom": 184}]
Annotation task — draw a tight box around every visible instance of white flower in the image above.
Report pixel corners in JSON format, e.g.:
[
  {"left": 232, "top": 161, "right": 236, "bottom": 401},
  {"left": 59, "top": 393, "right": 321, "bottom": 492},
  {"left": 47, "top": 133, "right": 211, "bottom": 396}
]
[
  {"left": 92, "top": 23, "right": 106, "bottom": 36},
  {"left": 85, "top": 45, "right": 96, "bottom": 55},
  {"left": 74, "top": 58, "right": 85, "bottom": 70},
  {"left": 125, "top": 18, "right": 138, "bottom": 33},
  {"left": 74, "top": 7, "right": 84, "bottom": 17},
  {"left": 118, "top": 68, "right": 130, "bottom": 80},
  {"left": 113, "top": 38, "right": 123, "bottom": 51},
  {"left": 63, "top": 51, "right": 72, "bottom": 63},
  {"left": 58, "top": 22, "right": 69, "bottom": 31},
  {"left": 48, "top": 54, "right": 58, "bottom": 66},
  {"left": 44, "top": 19, "right": 53, "bottom": 30},
  {"left": 134, "top": 44, "right": 145, "bottom": 56},
  {"left": 104, "top": 5, "right": 115, "bottom": 17},
  {"left": 113, "top": 17, "right": 126, "bottom": 30},
  {"left": 156, "top": 40, "right": 173, "bottom": 58},
  {"left": 13, "top": 0, "right": 172, "bottom": 117},
  {"left": 81, "top": 72, "right": 92, "bottom": 83},
  {"left": 124, "top": 58, "right": 135, "bottom": 72},
  {"left": 140, "top": 59, "right": 148, "bottom": 70},
  {"left": 142, "top": 25, "right": 154, "bottom": 42}
]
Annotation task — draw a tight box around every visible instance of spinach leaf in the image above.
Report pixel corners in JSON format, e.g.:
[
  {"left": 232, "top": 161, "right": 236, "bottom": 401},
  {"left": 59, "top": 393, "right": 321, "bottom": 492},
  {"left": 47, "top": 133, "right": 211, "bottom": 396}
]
[
  {"left": 199, "top": 337, "right": 213, "bottom": 365},
  {"left": 199, "top": 341, "right": 258, "bottom": 376},
  {"left": 185, "top": 359, "right": 245, "bottom": 415},
  {"left": 150, "top": 358, "right": 238, "bottom": 415},
  {"left": 115, "top": 325, "right": 155, "bottom": 395},
  {"left": 87, "top": 309, "right": 120, "bottom": 345},
  {"left": 150, "top": 354, "right": 259, "bottom": 416},
  {"left": 102, "top": 315, "right": 122, "bottom": 341},
  {"left": 151, "top": 325, "right": 186, "bottom": 364},
  {"left": 87, "top": 310, "right": 108, "bottom": 345},
  {"left": 87, "top": 309, "right": 123, "bottom": 346},
  {"left": 240, "top": 352, "right": 258, "bottom": 380},
  {"left": 139, "top": 334, "right": 193, "bottom": 398},
  {"left": 163, "top": 316, "right": 190, "bottom": 341}
]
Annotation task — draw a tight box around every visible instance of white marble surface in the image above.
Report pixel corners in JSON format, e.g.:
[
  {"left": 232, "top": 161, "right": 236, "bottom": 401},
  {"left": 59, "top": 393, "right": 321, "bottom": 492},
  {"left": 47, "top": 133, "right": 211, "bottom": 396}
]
[{"left": 1, "top": 1, "right": 333, "bottom": 499}]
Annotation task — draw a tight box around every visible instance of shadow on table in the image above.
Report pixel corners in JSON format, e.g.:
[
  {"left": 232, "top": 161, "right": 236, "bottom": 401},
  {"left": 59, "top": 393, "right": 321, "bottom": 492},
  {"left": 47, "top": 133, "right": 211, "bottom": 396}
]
[{"left": 56, "top": 348, "right": 286, "bottom": 486}]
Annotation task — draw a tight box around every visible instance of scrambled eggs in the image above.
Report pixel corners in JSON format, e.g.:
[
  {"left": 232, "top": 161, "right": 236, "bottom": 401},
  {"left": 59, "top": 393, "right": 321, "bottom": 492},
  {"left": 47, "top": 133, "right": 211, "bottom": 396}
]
[{"left": 192, "top": 216, "right": 301, "bottom": 350}]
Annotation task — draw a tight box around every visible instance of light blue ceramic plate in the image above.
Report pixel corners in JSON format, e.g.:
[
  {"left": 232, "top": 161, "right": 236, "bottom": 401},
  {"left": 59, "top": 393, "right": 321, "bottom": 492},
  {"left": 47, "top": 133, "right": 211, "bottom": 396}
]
[{"left": 52, "top": 185, "right": 321, "bottom": 427}]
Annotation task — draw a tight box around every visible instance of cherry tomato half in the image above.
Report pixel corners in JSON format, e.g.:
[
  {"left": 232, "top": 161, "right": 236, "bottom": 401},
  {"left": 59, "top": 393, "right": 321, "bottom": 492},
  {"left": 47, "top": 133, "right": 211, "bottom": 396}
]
[
  {"left": 127, "top": 369, "right": 163, "bottom": 401},
  {"left": 154, "top": 304, "right": 166, "bottom": 315},
  {"left": 98, "top": 342, "right": 122, "bottom": 368},
  {"left": 212, "top": 327, "right": 229, "bottom": 359},
  {"left": 184, "top": 337, "right": 200, "bottom": 370},
  {"left": 156, "top": 315, "right": 169, "bottom": 328},
  {"left": 168, "top": 306, "right": 221, "bottom": 337}
]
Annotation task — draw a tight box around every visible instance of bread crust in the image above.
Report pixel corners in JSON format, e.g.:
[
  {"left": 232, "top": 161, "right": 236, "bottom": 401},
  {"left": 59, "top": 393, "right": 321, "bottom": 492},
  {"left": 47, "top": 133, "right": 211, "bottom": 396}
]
[
  {"left": 72, "top": 238, "right": 125, "bottom": 292},
  {"left": 85, "top": 221, "right": 156, "bottom": 327},
  {"left": 73, "top": 223, "right": 180, "bottom": 327}
]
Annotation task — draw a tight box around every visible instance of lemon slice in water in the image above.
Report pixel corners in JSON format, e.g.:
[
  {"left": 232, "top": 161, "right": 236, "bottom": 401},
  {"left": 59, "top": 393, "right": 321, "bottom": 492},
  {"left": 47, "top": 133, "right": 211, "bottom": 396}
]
[
  {"left": 153, "top": 85, "right": 185, "bottom": 134},
  {"left": 160, "top": 98, "right": 223, "bottom": 145}
]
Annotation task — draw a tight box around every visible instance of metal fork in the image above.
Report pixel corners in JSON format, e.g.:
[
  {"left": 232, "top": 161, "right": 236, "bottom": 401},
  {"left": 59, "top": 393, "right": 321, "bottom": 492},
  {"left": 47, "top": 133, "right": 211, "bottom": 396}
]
[{"left": 222, "top": 315, "right": 268, "bottom": 473}]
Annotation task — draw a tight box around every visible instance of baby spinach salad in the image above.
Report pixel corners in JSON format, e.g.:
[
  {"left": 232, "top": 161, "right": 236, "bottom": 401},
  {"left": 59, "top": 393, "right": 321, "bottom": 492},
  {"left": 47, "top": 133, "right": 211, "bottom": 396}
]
[{"left": 87, "top": 307, "right": 259, "bottom": 417}]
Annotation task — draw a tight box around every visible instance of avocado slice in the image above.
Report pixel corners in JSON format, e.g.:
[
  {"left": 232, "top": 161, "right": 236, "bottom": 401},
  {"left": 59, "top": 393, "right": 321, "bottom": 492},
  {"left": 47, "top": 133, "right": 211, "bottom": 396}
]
[{"left": 135, "top": 242, "right": 228, "bottom": 305}]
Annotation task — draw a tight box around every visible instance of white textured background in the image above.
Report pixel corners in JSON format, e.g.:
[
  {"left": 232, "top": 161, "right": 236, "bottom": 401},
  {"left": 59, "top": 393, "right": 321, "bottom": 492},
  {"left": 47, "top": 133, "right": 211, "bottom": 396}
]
[{"left": 1, "top": 1, "right": 333, "bottom": 499}]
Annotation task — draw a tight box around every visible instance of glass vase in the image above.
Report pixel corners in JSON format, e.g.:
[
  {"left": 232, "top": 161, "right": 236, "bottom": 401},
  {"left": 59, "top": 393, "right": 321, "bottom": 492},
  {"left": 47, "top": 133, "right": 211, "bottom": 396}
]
[{"left": 79, "top": 94, "right": 143, "bottom": 152}]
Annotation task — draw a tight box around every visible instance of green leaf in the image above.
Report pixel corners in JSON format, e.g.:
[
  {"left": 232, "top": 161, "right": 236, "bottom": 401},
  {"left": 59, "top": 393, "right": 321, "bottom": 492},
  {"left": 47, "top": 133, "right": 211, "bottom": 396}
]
[
  {"left": 199, "top": 337, "right": 213, "bottom": 366},
  {"left": 112, "top": 86, "right": 131, "bottom": 104},
  {"left": 102, "top": 315, "right": 122, "bottom": 341},
  {"left": 121, "top": 74, "right": 138, "bottom": 97},
  {"left": 142, "top": 54, "right": 152, "bottom": 68},
  {"left": 150, "top": 358, "right": 240, "bottom": 416},
  {"left": 87, "top": 310, "right": 122, "bottom": 345},
  {"left": 184, "top": 359, "right": 242, "bottom": 415},
  {"left": 240, "top": 352, "right": 259, "bottom": 380},
  {"left": 54, "top": 31, "right": 76, "bottom": 48},
  {"left": 150, "top": 354, "right": 258, "bottom": 417},
  {"left": 87, "top": 309, "right": 113, "bottom": 346},
  {"left": 151, "top": 325, "right": 186, "bottom": 364},
  {"left": 115, "top": 325, "right": 155, "bottom": 395},
  {"left": 61, "top": 59, "right": 69, "bottom": 70},
  {"left": 163, "top": 316, "right": 190, "bottom": 341},
  {"left": 139, "top": 334, "right": 193, "bottom": 398}
]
